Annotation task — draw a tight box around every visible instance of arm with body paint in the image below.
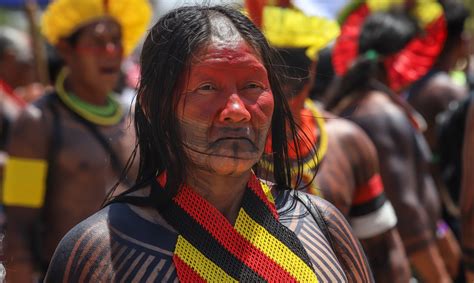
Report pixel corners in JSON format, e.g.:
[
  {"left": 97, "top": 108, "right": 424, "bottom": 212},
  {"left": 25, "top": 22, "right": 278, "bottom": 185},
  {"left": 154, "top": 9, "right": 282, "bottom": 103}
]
[
  {"left": 3, "top": 104, "right": 51, "bottom": 282},
  {"left": 46, "top": 204, "right": 179, "bottom": 282},
  {"left": 337, "top": 120, "right": 411, "bottom": 282},
  {"left": 45, "top": 210, "right": 112, "bottom": 283},
  {"left": 353, "top": 104, "right": 451, "bottom": 283},
  {"left": 310, "top": 196, "right": 375, "bottom": 282},
  {"left": 461, "top": 101, "right": 474, "bottom": 282}
]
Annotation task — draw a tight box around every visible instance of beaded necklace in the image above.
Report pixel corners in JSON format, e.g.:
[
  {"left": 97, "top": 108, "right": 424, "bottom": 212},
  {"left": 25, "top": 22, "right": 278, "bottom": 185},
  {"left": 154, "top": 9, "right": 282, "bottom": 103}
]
[{"left": 55, "top": 68, "right": 123, "bottom": 126}]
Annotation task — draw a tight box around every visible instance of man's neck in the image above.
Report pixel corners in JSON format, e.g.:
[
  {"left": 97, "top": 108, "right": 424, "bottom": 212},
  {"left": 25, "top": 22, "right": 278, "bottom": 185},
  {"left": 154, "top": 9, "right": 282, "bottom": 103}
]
[
  {"left": 185, "top": 169, "right": 250, "bottom": 224},
  {"left": 66, "top": 74, "right": 108, "bottom": 106}
]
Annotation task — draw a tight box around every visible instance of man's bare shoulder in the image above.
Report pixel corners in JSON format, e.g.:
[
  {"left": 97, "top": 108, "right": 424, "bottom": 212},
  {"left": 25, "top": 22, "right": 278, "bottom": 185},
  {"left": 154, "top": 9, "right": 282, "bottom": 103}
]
[
  {"left": 348, "top": 91, "right": 412, "bottom": 140},
  {"left": 7, "top": 94, "right": 55, "bottom": 157},
  {"left": 325, "top": 115, "right": 372, "bottom": 147},
  {"left": 44, "top": 206, "right": 111, "bottom": 282},
  {"left": 45, "top": 202, "right": 179, "bottom": 282}
]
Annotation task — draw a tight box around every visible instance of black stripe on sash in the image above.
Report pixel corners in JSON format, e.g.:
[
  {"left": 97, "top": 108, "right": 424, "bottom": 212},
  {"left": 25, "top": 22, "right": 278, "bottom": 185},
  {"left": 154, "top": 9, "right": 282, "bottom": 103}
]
[
  {"left": 161, "top": 201, "right": 265, "bottom": 282},
  {"left": 241, "top": 187, "right": 315, "bottom": 271}
]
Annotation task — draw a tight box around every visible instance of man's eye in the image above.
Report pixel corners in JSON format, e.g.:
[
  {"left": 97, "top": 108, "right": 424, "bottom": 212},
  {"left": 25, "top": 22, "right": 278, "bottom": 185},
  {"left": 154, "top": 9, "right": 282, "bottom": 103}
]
[
  {"left": 198, "top": 84, "right": 216, "bottom": 91},
  {"left": 244, "top": 83, "right": 264, "bottom": 90},
  {"left": 245, "top": 83, "right": 263, "bottom": 89}
]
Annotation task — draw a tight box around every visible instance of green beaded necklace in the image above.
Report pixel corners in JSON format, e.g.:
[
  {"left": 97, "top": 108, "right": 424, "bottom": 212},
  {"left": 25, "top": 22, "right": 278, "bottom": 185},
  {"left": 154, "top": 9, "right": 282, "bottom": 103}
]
[{"left": 55, "top": 68, "right": 124, "bottom": 126}]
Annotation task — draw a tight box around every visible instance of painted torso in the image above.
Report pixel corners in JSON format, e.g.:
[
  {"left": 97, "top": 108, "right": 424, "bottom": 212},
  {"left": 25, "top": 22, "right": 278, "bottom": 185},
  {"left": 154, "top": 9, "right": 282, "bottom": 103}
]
[
  {"left": 341, "top": 91, "right": 442, "bottom": 240},
  {"left": 6, "top": 94, "right": 137, "bottom": 263},
  {"left": 45, "top": 191, "right": 354, "bottom": 282}
]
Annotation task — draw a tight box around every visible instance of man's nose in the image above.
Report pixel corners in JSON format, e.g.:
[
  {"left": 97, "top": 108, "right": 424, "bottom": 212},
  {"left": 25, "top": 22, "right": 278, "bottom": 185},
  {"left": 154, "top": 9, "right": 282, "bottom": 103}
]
[
  {"left": 219, "top": 94, "right": 251, "bottom": 123},
  {"left": 104, "top": 42, "right": 122, "bottom": 56}
]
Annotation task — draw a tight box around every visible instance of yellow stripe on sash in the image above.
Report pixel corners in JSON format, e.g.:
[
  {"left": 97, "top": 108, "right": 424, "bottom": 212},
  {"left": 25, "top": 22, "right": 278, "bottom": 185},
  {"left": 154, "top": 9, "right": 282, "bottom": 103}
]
[
  {"left": 235, "top": 210, "right": 318, "bottom": 282},
  {"left": 174, "top": 236, "right": 237, "bottom": 282},
  {"left": 3, "top": 157, "right": 48, "bottom": 208},
  {"left": 260, "top": 181, "right": 275, "bottom": 204}
]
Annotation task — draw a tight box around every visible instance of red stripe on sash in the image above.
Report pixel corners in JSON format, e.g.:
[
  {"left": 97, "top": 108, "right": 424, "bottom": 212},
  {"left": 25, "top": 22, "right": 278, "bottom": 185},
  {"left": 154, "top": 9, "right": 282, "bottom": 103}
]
[{"left": 174, "top": 256, "right": 206, "bottom": 282}]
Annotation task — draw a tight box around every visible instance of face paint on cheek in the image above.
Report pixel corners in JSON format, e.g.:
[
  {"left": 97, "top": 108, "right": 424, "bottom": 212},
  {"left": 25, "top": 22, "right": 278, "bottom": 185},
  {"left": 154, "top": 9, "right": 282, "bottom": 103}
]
[{"left": 176, "top": 37, "right": 275, "bottom": 175}]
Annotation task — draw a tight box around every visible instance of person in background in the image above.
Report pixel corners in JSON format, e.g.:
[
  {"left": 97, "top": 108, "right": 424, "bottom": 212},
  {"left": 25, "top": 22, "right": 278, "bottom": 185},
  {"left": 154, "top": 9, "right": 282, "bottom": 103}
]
[
  {"left": 244, "top": 3, "right": 410, "bottom": 280},
  {"left": 1, "top": 0, "right": 151, "bottom": 281},
  {"left": 461, "top": 94, "right": 474, "bottom": 283},
  {"left": 407, "top": 0, "right": 469, "bottom": 151},
  {"left": 0, "top": 25, "right": 35, "bottom": 283},
  {"left": 263, "top": 45, "right": 411, "bottom": 282},
  {"left": 407, "top": 3, "right": 470, "bottom": 253},
  {"left": 0, "top": 27, "right": 33, "bottom": 177},
  {"left": 328, "top": 5, "right": 457, "bottom": 282}
]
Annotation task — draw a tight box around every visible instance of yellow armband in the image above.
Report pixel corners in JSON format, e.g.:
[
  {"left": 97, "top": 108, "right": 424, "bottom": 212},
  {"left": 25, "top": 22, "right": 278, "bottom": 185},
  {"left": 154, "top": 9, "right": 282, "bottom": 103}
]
[{"left": 3, "top": 157, "right": 48, "bottom": 208}]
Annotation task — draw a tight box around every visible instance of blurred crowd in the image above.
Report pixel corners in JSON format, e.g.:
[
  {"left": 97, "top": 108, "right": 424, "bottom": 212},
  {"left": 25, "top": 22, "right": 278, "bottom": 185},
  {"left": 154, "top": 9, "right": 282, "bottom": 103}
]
[{"left": 0, "top": 0, "right": 473, "bottom": 282}]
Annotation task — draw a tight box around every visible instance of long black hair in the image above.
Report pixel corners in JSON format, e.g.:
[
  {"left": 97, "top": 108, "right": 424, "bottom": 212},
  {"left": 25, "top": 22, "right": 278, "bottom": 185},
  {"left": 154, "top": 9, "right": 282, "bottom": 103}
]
[
  {"left": 105, "top": 5, "right": 308, "bottom": 208},
  {"left": 326, "top": 10, "right": 418, "bottom": 111}
]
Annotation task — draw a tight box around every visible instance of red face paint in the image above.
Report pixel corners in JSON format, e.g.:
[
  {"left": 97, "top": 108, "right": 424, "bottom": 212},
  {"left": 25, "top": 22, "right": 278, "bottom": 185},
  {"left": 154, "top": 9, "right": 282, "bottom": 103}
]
[
  {"left": 66, "top": 19, "right": 123, "bottom": 95},
  {"left": 177, "top": 39, "right": 274, "bottom": 176}
]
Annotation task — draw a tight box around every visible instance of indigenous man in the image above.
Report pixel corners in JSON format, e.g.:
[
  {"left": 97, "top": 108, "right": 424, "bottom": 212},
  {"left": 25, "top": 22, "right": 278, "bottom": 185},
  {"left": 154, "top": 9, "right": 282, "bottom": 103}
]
[
  {"left": 0, "top": 26, "right": 34, "bottom": 282},
  {"left": 265, "top": 46, "right": 410, "bottom": 282},
  {"left": 2, "top": 0, "right": 151, "bottom": 281},
  {"left": 246, "top": 4, "right": 409, "bottom": 281},
  {"left": 328, "top": 5, "right": 458, "bottom": 282},
  {"left": 45, "top": 6, "right": 373, "bottom": 282},
  {"left": 407, "top": 2, "right": 470, "bottom": 248},
  {"left": 461, "top": 98, "right": 474, "bottom": 282},
  {"left": 407, "top": 0, "right": 470, "bottom": 151},
  {"left": 0, "top": 27, "right": 33, "bottom": 179}
]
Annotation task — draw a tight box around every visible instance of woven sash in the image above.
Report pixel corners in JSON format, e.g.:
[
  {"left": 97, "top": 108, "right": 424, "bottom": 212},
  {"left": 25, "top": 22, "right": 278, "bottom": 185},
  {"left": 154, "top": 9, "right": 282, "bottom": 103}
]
[{"left": 154, "top": 174, "right": 318, "bottom": 282}]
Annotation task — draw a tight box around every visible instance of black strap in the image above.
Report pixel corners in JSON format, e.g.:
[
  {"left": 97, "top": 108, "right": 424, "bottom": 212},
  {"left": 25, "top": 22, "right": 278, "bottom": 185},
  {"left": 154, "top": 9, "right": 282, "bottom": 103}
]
[{"left": 46, "top": 96, "right": 62, "bottom": 190}]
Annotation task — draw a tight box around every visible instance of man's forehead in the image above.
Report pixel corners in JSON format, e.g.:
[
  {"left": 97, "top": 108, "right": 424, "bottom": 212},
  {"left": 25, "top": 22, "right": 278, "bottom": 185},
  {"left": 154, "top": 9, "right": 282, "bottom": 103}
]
[
  {"left": 191, "top": 41, "right": 263, "bottom": 69},
  {"left": 209, "top": 15, "right": 242, "bottom": 47},
  {"left": 82, "top": 18, "right": 121, "bottom": 37},
  {"left": 190, "top": 15, "right": 264, "bottom": 68}
]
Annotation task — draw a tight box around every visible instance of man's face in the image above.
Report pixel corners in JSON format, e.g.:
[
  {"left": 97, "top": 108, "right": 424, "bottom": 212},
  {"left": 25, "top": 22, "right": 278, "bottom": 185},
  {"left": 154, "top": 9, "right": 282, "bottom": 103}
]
[
  {"left": 62, "top": 19, "right": 123, "bottom": 94},
  {"left": 177, "top": 39, "right": 274, "bottom": 176}
]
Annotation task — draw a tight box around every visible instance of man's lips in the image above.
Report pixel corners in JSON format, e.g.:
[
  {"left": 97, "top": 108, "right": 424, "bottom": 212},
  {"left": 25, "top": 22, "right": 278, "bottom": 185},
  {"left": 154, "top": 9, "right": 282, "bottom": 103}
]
[
  {"left": 99, "top": 66, "right": 120, "bottom": 74},
  {"left": 209, "top": 137, "right": 258, "bottom": 150}
]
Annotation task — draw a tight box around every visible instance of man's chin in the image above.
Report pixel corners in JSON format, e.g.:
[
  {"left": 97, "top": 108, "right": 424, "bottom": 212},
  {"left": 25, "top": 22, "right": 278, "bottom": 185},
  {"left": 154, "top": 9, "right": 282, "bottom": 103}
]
[
  {"left": 207, "top": 155, "right": 258, "bottom": 176},
  {"left": 97, "top": 74, "right": 120, "bottom": 90}
]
